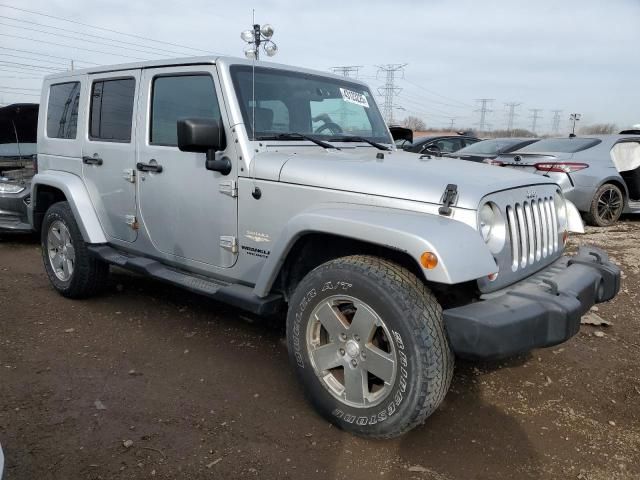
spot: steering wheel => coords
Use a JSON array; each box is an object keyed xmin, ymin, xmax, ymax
[{"xmin": 314, "ymin": 122, "xmax": 343, "ymax": 135}]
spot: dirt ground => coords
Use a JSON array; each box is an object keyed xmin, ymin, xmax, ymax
[{"xmin": 1, "ymin": 221, "xmax": 639, "ymax": 480}]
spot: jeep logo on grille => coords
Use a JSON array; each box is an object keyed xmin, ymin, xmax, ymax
[{"xmin": 526, "ymin": 190, "xmax": 537, "ymax": 199}]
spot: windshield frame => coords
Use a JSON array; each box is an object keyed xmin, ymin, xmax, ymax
[{"xmin": 229, "ymin": 65, "xmax": 393, "ymax": 145}]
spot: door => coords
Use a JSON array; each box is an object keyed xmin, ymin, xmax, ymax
[
  {"xmin": 82, "ymin": 70, "xmax": 140, "ymax": 242},
  {"xmin": 136, "ymin": 66, "xmax": 238, "ymax": 268}
]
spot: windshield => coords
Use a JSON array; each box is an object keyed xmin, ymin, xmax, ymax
[
  {"xmin": 230, "ymin": 66, "xmax": 392, "ymax": 144},
  {"xmin": 454, "ymin": 138, "xmax": 530, "ymax": 156},
  {"xmin": 517, "ymin": 138, "xmax": 600, "ymax": 154}
]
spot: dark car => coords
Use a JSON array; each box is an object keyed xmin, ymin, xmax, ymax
[
  {"xmin": 402, "ymin": 134, "xmax": 480, "ymax": 156},
  {"xmin": 443, "ymin": 137, "xmax": 540, "ymax": 163},
  {"xmin": 388, "ymin": 125, "xmax": 413, "ymax": 149},
  {"xmin": 0, "ymin": 103, "xmax": 38, "ymax": 234}
]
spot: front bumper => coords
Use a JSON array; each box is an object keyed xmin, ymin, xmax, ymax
[
  {"xmin": 0, "ymin": 188, "xmax": 32, "ymax": 233},
  {"xmin": 443, "ymin": 246, "xmax": 620, "ymax": 359}
]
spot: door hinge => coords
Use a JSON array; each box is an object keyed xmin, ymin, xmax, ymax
[
  {"xmin": 125, "ymin": 215, "xmax": 139, "ymax": 230},
  {"xmin": 220, "ymin": 235, "xmax": 238, "ymax": 254},
  {"xmin": 123, "ymin": 168, "xmax": 136, "ymax": 183},
  {"xmin": 219, "ymin": 180, "xmax": 238, "ymax": 198}
]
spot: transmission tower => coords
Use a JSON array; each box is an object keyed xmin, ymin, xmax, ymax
[
  {"xmin": 448, "ymin": 117, "xmax": 456, "ymax": 131},
  {"xmin": 550, "ymin": 110, "xmax": 562, "ymax": 135},
  {"xmin": 475, "ymin": 99, "xmax": 494, "ymax": 132},
  {"xmin": 529, "ymin": 109, "xmax": 543, "ymax": 135},
  {"xmin": 504, "ymin": 102, "xmax": 521, "ymax": 135},
  {"xmin": 331, "ymin": 65, "xmax": 363, "ymax": 78},
  {"xmin": 376, "ymin": 64, "xmax": 407, "ymax": 124}
]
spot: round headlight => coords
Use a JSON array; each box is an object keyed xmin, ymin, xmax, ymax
[
  {"xmin": 478, "ymin": 202, "xmax": 506, "ymax": 254},
  {"xmin": 555, "ymin": 191, "xmax": 568, "ymax": 230}
]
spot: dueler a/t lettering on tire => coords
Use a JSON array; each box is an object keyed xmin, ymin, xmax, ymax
[
  {"xmin": 41, "ymin": 201, "xmax": 109, "ymax": 298},
  {"xmin": 286, "ymin": 255, "xmax": 453, "ymax": 438}
]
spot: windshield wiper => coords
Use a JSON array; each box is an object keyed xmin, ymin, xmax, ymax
[
  {"xmin": 328, "ymin": 135, "xmax": 391, "ymax": 151},
  {"xmin": 256, "ymin": 133, "xmax": 337, "ymax": 149}
]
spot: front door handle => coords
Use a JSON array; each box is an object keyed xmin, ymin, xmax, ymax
[
  {"xmin": 137, "ymin": 161, "xmax": 163, "ymax": 173},
  {"xmin": 82, "ymin": 155, "xmax": 103, "ymax": 166}
]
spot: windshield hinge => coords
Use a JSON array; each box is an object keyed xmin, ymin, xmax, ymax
[
  {"xmin": 219, "ymin": 180, "xmax": 238, "ymax": 198},
  {"xmin": 438, "ymin": 184, "xmax": 458, "ymax": 216},
  {"xmin": 220, "ymin": 235, "xmax": 238, "ymax": 254},
  {"xmin": 125, "ymin": 214, "xmax": 139, "ymax": 230}
]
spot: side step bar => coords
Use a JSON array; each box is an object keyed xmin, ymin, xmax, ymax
[{"xmin": 87, "ymin": 245, "xmax": 283, "ymax": 316}]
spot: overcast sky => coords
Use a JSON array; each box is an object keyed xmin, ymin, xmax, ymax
[{"xmin": 1, "ymin": 0, "xmax": 639, "ymax": 133}]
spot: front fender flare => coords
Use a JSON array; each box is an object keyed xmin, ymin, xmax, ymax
[
  {"xmin": 31, "ymin": 171, "xmax": 106, "ymax": 243},
  {"xmin": 253, "ymin": 205, "xmax": 497, "ymax": 297}
]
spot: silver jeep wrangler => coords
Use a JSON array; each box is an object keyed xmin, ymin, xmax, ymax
[{"xmin": 31, "ymin": 56, "xmax": 620, "ymax": 438}]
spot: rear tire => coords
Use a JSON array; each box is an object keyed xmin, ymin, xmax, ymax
[
  {"xmin": 584, "ymin": 183, "xmax": 624, "ymax": 227},
  {"xmin": 41, "ymin": 201, "xmax": 109, "ymax": 298},
  {"xmin": 286, "ymin": 255, "xmax": 453, "ymax": 438}
]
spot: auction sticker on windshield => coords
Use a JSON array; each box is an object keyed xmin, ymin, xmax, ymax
[{"xmin": 340, "ymin": 88, "xmax": 369, "ymax": 108}]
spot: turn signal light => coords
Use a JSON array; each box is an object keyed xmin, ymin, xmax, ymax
[
  {"xmin": 420, "ymin": 252, "xmax": 438, "ymax": 269},
  {"xmin": 562, "ymin": 230, "xmax": 569, "ymax": 245}
]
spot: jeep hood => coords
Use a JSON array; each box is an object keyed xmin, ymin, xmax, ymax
[{"xmin": 252, "ymin": 148, "xmax": 554, "ymax": 209}]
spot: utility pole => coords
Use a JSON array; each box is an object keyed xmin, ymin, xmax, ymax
[
  {"xmin": 504, "ymin": 102, "xmax": 521, "ymax": 135},
  {"xmin": 331, "ymin": 66, "xmax": 363, "ymax": 78},
  {"xmin": 70, "ymin": 59, "xmax": 74, "ymax": 71},
  {"xmin": 376, "ymin": 64, "xmax": 407, "ymax": 124},
  {"xmin": 550, "ymin": 110, "xmax": 562, "ymax": 135},
  {"xmin": 475, "ymin": 98, "xmax": 494, "ymax": 133},
  {"xmin": 569, "ymin": 113, "xmax": 581, "ymax": 136},
  {"xmin": 529, "ymin": 108, "xmax": 543, "ymax": 135}
]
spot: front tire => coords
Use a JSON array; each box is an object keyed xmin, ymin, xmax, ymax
[
  {"xmin": 41, "ymin": 201, "xmax": 109, "ymax": 298},
  {"xmin": 584, "ymin": 183, "xmax": 624, "ymax": 227},
  {"xmin": 286, "ymin": 255, "xmax": 453, "ymax": 438}
]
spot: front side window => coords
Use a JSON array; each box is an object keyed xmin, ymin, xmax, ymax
[
  {"xmin": 46, "ymin": 82, "xmax": 80, "ymax": 139},
  {"xmin": 231, "ymin": 66, "xmax": 391, "ymax": 143},
  {"xmin": 89, "ymin": 78, "xmax": 136, "ymax": 142},
  {"xmin": 150, "ymin": 75, "xmax": 221, "ymax": 146}
]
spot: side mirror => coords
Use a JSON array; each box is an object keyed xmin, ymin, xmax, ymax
[
  {"xmin": 177, "ymin": 117, "xmax": 225, "ymax": 153},
  {"xmin": 177, "ymin": 118, "xmax": 231, "ymax": 175},
  {"xmin": 424, "ymin": 146, "xmax": 442, "ymax": 157}
]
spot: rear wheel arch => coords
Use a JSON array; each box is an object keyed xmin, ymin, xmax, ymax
[{"xmin": 33, "ymin": 184, "xmax": 67, "ymax": 233}]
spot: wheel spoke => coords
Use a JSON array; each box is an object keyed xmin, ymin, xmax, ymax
[
  {"xmin": 364, "ymin": 345, "xmax": 395, "ymax": 383},
  {"xmin": 62, "ymin": 258, "xmax": 70, "ymax": 278},
  {"xmin": 344, "ymin": 366, "xmax": 367, "ymax": 404},
  {"xmin": 66, "ymin": 245, "xmax": 76, "ymax": 262},
  {"xmin": 314, "ymin": 302, "xmax": 348, "ymax": 340},
  {"xmin": 48, "ymin": 229, "xmax": 62, "ymax": 248},
  {"xmin": 311, "ymin": 343, "xmax": 342, "ymax": 372},
  {"xmin": 349, "ymin": 304, "xmax": 378, "ymax": 342}
]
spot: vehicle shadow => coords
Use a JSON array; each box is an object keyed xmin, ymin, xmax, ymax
[{"xmin": 101, "ymin": 269, "xmax": 542, "ymax": 480}]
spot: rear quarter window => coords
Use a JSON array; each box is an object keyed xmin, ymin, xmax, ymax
[{"xmin": 46, "ymin": 82, "xmax": 81, "ymax": 139}]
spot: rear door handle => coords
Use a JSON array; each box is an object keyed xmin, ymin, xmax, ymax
[
  {"xmin": 82, "ymin": 156, "xmax": 103, "ymax": 166},
  {"xmin": 137, "ymin": 161, "xmax": 163, "ymax": 173}
]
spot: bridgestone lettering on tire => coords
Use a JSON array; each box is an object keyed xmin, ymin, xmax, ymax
[
  {"xmin": 286, "ymin": 255, "xmax": 454, "ymax": 438},
  {"xmin": 41, "ymin": 201, "xmax": 109, "ymax": 298}
]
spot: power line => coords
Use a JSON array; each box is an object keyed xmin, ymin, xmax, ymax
[
  {"xmin": 551, "ymin": 109, "xmax": 562, "ymax": 135},
  {"xmin": 402, "ymin": 77, "xmax": 474, "ymax": 108},
  {"xmin": 376, "ymin": 64, "xmax": 406, "ymax": 124},
  {"xmin": 0, "ymin": 14, "xmax": 196, "ymax": 58},
  {"xmin": 0, "ymin": 60, "xmax": 62, "ymax": 71},
  {"xmin": 0, "ymin": 85, "xmax": 40, "ymax": 91},
  {"xmin": 0, "ymin": 32, "xmax": 148, "ymax": 61},
  {"xmin": 0, "ymin": 3, "xmax": 219, "ymax": 55},
  {"xmin": 0, "ymin": 52, "xmax": 74, "ymax": 68},
  {"xmin": 475, "ymin": 98, "xmax": 494, "ymax": 132},
  {"xmin": 529, "ymin": 108, "xmax": 543, "ymax": 135},
  {"xmin": 0, "ymin": 20, "xmax": 177, "ymax": 59},
  {"xmin": 0, "ymin": 46, "xmax": 98, "ymax": 65},
  {"xmin": 504, "ymin": 102, "xmax": 521, "ymax": 134},
  {"xmin": 396, "ymin": 91, "xmax": 460, "ymax": 118},
  {"xmin": 331, "ymin": 65, "xmax": 363, "ymax": 78}
]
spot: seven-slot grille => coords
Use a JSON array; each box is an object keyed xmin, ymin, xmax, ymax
[{"xmin": 506, "ymin": 197, "xmax": 558, "ymax": 271}]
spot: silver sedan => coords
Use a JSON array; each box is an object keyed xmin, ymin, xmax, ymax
[{"xmin": 496, "ymin": 135, "xmax": 640, "ymax": 226}]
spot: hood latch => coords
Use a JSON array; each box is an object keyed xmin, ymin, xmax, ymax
[{"xmin": 438, "ymin": 184, "xmax": 458, "ymax": 216}]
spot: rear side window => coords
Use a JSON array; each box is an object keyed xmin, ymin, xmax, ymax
[
  {"xmin": 150, "ymin": 75, "xmax": 221, "ymax": 146},
  {"xmin": 89, "ymin": 78, "xmax": 136, "ymax": 142},
  {"xmin": 47, "ymin": 82, "xmax": 80, "ymax": 139}
]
